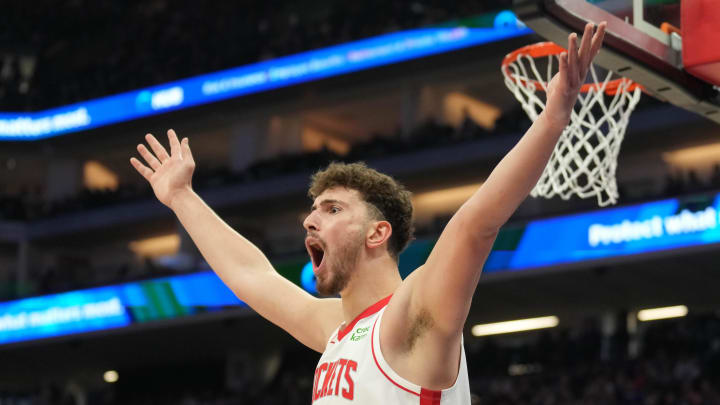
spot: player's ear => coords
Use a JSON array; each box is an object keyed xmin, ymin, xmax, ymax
[{"xmin": 366, "ymin": 220, "xmax": 392, "ymax": 249}]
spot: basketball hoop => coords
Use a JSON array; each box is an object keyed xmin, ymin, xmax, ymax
[{"xmin": 502, "ymin": 42, "xmax": 643, "ymax": 206}]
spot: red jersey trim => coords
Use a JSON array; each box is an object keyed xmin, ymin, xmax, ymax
[
  {"xmin": 370, "ymin": 314, "xmax": 420, "ymax": 397},
  {"xmin": 420, "ymin": 388, "xmax": 442, "ymax": 405},
  {"xmin": 370, "ymin": 308, "xmax": 445, "ymax": 403},
  {"xmin": 337, "ymin": 294, "xmax": 392, "ymax": 341}
]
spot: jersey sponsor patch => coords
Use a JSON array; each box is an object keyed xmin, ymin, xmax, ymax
[{"xmin": 349, "ymin": 326, "xmax": 369, "ymax": 342}]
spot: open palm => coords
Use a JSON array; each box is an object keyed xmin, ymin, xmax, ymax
[
  {"xmin": 545, "ymin": 22, "xmax": 607, "ymax": 126},
  {"xmin": 130, "ymin": 129, "xmax": 196, "ymax": 208}
]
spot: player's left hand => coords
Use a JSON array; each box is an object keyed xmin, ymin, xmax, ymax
[{"xmin": 545, "ymin": 22, "xmax": 607, "ymax": 127}]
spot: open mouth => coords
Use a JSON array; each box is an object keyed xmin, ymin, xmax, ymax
[{"xmin": 306, "ymin": 238, "xmax": 326, "ymax": 272}]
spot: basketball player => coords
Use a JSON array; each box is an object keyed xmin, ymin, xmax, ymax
[{"xmin": 130, "ymin": 23, "xmax": 606, "ymax": 403}]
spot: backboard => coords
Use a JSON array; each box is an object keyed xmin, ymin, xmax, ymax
[{"xmin": 514, "ymin": 0, "xmax": 720, "ymax": 124}]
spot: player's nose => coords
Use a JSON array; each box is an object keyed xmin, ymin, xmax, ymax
[{"xmin": 303, "ymin": 211, "xmax": 319, "ymax": 232}]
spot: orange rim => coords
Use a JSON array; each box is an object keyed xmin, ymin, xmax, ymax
[{"xmin": 502, "ymin": 42, "xmax": 645, "ymax": 95}]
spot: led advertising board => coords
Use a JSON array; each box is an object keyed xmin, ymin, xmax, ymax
[
  {"xmin": 484, "ymin": 193, "xmax": 720, "ymax": 272},
  {"xmin": 0, "ymin": 12, "xmax": 529, "ymax": 140},
  {"xmin": 6, "ymin": 192, "xmax": 718, "ymax": 345},
  {"xmin": 0, "ymin": 272, "xmax": 242, "ymax": 345}
]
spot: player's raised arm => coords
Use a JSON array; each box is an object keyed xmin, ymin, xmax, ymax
[
  {"xmin": 392, "ymin": 23, "xmax": 606, "ymax": 367},
  {"xmin": 130, "ymin": 129, "xmax": 342, "ymax": 352}
]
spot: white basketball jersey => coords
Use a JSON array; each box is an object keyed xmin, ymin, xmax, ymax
[{"xmin": 311, "ymin": 295, "xmax": 471, "ymax": 404}]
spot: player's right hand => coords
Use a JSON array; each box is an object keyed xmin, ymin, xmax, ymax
[{"xmin": 130, "ymin": 129, "xmax": 196, "ymax": 209}]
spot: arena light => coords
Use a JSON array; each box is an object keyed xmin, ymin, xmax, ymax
[
  {"xmin": 471, "ymin": 316, "xmax": 558, "ymax": 337},
  {"xmin": 84, "ymin": 160, "xmax": 119, "ymax": 191},
  {"xmin": 637, "ymin": 305, "xmax": 688, "ymax": 321},
  {"xmin": 443, "ymin": 92, "xmax": 502, "ymax": 130},
  {"xmin": 663, "ymin": 143, "xmax": 720, "ymax": 172},
  {"xmin": 128, "ymin": 234, "xmax": 180, "ymax": 257},
  {"xmin": 103, "ymin": 370, "xmax": 119, "ymax": 383},
  {"xmin": 413, "ymin": 183, "xmax": 483, "ymax": 223}
]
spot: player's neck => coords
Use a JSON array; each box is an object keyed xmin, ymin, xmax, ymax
[{"xmin": 339, "ymin": 253, "xmax": 401, "ymax": 325}]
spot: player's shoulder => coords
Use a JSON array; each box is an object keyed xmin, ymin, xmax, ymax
[
  {"xmin": 315, "ymin": 296, "xmax": 343, "ymax": 316},
  {"xmin": 383, "ymin": 264, "xmax": 458, "ymax": 347},
  {"xmin": 388, "ymin": 264, "xmax": 423, "ymax": 308},
  {"xmin": 312, "ymin": 296, "xmax": 344, "ymax": 341},
  {"xmin": 383, "ymin": 266, "xmax": 424, "ymax": 330}
]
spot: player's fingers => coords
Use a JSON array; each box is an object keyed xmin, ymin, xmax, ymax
[
  {"xmin": 558, "ymin": 51, "xmax": 569, "ymax": 86},
  {"xmin": 578, "ymin": 23, "xmax": 594, "ymax": 67},
  {"xmin": 589, "ymin": 22, "xmax": 607, "ymax": 60},
  {"xmin": 567, "ymin": 33, "xmax": 578, "ymax": 86},
  {"xmin": 168, "ymin": 129, "xmax": 182, "ymax": 159},
  {"xmin": 130, "ymin": 157, "xmax": 154, "ymax": 182},
  {"xmin": 146, "ymin": 133, "xmax": 170, "ymax": 162},
  {"xmin": 137, "ymin": 143, "xmax": 161, "ymax": 171},
  {"xmin": 181, "ymin": 137, "xmax": 195, "ymax": 166}
]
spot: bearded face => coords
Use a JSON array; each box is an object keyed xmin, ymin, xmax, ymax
[
  {"xmin": 312, "ymin": 227, "xmax": 365, "ymax": 296},
  {"xmin": 304, "ymin": 188, "xmax": 374, "ymax": 296}
]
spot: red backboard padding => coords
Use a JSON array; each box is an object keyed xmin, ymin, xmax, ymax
[{"xmin": 682, "ymin": 0, "xmax": 720, "ymax": 86}]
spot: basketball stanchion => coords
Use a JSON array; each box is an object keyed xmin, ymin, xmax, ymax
[{"xmin": 502, "ymin": 42, "xmax": 643, "ymax": 206}]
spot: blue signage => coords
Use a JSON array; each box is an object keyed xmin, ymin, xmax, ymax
[
  {"xmin": 3, "ymin": 192, "xmax": 720, "ymax": 345},
  {"xmin": 0, "ymin": 14, "xmax": 530, "ymax": 141},
  {"xmin": 0, "ymin": 286, "xmax": 131, "ymax": 345},
  {"xmin": 0, "ymin": 272, "xmax": 244, "ymax": 345},
  {"xmin": 484, "ymin": 193, "xmax": 720, "ymax": 272}
]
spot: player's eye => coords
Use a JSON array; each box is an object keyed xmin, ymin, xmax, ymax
[{"xmin": 329, "ymin": 206, "xmax": 340, "ymax": 214}]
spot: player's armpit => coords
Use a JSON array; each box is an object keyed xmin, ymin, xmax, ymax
[
  {"xmin": 379, "ymin": 259, "xmax": 472, "ymax": 389},
  {"xmin": 381, "ymin": 199, "xmax": 496, "ymax": 333},
  {"xmin": 410, "ymin": 203, "xmax": 496, "ymax": 333}
]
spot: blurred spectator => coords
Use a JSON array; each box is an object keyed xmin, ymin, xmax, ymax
[
  {"xmin": 4, "ymin": 312, "xmax": 718, "ymax": 405},
  {"xmin": 3, "ymin": 111, "xmax": 720, "ymax": 298},
  {"xmin": 2, "ymin": 112, "xmax": 719, "ymax": 223}
]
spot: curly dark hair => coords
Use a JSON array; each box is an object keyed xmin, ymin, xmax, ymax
[{"xmin": 308, "ymin": 162, "xmax": 414, "ymax": 260}]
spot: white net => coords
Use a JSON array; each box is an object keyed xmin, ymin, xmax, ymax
[{"xmin": 502, "ymin": 45, "xmax": 642, "ymax": 206}]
